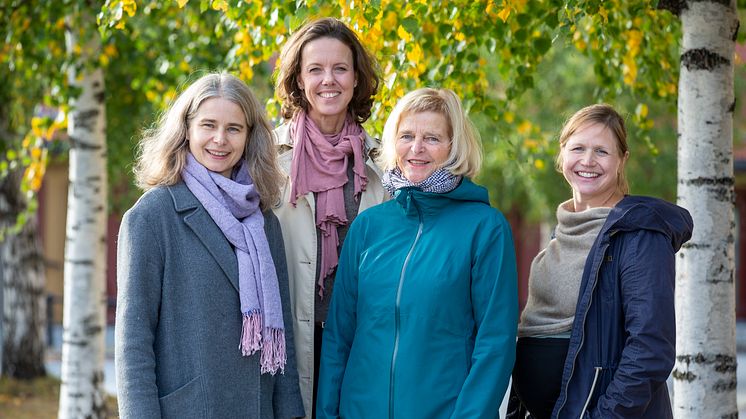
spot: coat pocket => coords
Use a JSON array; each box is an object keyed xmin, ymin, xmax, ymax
[{"xmin": 159, "ymin": 375, "xmax": 206, "ymax": 418}]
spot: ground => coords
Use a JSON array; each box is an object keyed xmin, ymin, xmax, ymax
[{"xmin": 0, "ymin": 376, "xmax": 118, "ymax": 419}]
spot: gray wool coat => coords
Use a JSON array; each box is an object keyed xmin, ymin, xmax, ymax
[{"xmin": 115, "ymin": 182, "xmax": 305, "ymax": 419}]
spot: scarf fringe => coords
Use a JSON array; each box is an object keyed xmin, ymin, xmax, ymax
[
  {"xmin": 260, "ymin": 327, "xmax": 287, "ymax": 376},
  {"xmin": 240, "ymin": 311, "xmax": 287, "ymax": 375},
  {"xmin": 240, "ymin": 310, "xmax": 263, "ymax": 356}
]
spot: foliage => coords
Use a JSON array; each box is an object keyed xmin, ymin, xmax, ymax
[
  {"xmin": 3, "ymin": 0, "xmax": 736, "ymax": 218},
  {"xmin": 477, "ymin": 38, "xmax": 680, "ymax": 220},
  {"xmin": 97, "ymin": 0, "xmax": 688, "ymax": 218}
]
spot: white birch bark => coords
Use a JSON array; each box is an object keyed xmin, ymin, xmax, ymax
[
  {"xmin": 673, "ymin": 1, "xmax": 739, "ymax": 417},
  {"xmin": 0, "ymin": 170, "xmax": 47, "ymax": 379},
  {"xmin": 58, "ymin": 22, "xmax": 108, "ymax": 418}
]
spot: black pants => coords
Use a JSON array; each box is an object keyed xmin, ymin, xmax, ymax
[
  {"xmin": 511, "ymin": 337, "xmax": 570, "ymax": 419},
  {"xmin": 312, "ymin": 323, "xmax": 324, "ymax": 419}
]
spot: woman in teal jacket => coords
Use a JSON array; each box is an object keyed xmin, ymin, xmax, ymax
[{"xmin": 316, "ymin": 88, "xmax": 518, "ymax": 418}]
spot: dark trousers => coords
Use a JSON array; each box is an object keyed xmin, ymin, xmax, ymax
[
  {"xmin": 312, "ymin": 323, "xmax": 324, "ymax": 419},
  {"xmin": 511, "ymin": 337, "xmax": 570, "ymax": 419}
]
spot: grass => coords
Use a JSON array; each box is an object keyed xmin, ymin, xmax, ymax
[{"xmin": 0, "ymin": 375, "xmax": 118, "ymax": 418}]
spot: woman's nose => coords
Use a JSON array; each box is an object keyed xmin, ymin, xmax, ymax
[
  {"xmin": 411, "ymin": 138, "xmax": 425, "ymax": 153},
  {"xmin": 322, "ymin": 70, "xmax": 334, "ymax": 84},
  {"xmin": 213, "ymin": 130, "xmax": 227, "ymax": 144}
]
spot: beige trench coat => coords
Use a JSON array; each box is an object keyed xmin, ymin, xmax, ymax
[{"xmin": 272, "ymin": 123, "xmax": 387, "ymax": 417}]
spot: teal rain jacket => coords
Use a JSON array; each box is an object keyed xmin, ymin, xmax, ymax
[{"xmin": 317, "ymin": 178, "xmax": 518, "ymax": 419}]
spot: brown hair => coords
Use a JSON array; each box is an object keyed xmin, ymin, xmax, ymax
[
  {"xmin": 275, "ymin": 17, "xmax": 379, "ymax": 123},
  {"xmin": 556, "ymin": 103, "xmax": 630, "ymax": 194},
  {"xmin": 134, "ymin": 72, "xmax": 283, "ymax": 210}
]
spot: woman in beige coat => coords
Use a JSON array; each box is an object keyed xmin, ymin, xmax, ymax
[{"xmin": 273, "ymin": 17, "xmax": 387, "ymax": 418}]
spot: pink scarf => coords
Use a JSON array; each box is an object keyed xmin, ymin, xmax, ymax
[{"xmin": 289, "ymin": 111, "xmax": 368, "ymax": 297}]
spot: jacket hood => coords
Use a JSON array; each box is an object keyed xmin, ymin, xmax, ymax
[
  {"xmin": 394, "ymin": 178, "xmax": 490, "ymax": 216},
  {"xmin": 603, "ymin": 195, "xmax": 693, "ymax": 251}
]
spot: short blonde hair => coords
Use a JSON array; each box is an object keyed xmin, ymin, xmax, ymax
[
  {"xmin": 379, "ymin": 88, "xmax": 482, "ymax": 178},
  {"xmin": 556, "ymin": 103, "xmax": 630, "ymax": 195},
  {"xmin": 134, "ymin": 72, "xmax": 283, "ymax": 210}
]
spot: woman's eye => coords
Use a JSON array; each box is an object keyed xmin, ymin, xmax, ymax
[
  {"xmin": 596, "ymin": 149, "xmax": 608, "ymax": 155},
  {"xmin": 335, "ymin": 66, "xmax": 348, "ymax": 72},
  {"xmin": 202, "ymin": 123, "xmax": 214, "ymax": 129},
  {"xmin": 425, "ymin": 137, "xmax": 441, "ymax": 145},
  {"xmin": 228, "ymin": 127, "xmax": 241, "ymax": 133},
  {"xmin": 398, "ymin": 134, "xmax": 414, "ymax": 142}
]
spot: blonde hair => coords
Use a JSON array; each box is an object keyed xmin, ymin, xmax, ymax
[
  {"xmin": 275, "ymin": 17, "xmax": 379, "ymax": 122},
  {"xmin": 379, "ymin": 88, "xmax": 482, "ymax": 178},
  {"xmin": 134, "ymin": 72, "xmax": 283, "ymax": 210},
  {"xmin": 556, "ymin": 103, "xmax": 630, "ymax": 194}
]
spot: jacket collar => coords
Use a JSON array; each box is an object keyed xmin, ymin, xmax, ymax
[
  {"xmin": 168, "ymin": 182, "xmax": 239, "ymax": 292},
  {"xmin": 394, "ymin": 178, "xmax": 489, "ymax": 217}
]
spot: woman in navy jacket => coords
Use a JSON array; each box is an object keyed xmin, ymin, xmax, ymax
[{"xmin": 509, "ymin": 104, "xmax": 692, "ymax": 418}]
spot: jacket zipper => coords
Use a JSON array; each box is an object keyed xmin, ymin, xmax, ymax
[
  {"xmin": 555, "ymin": 239, "xmax": 611, "ymax": 417},
  {"xmin": 580, "ymin": 366, "xmax": 603, "ymax": 417},
  {"xmin": 389, "ymin": 207, "xmax": 423, "ymax": 419}
]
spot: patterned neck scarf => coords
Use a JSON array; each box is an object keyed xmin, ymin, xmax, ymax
[
  {"xmin": 182, "ymin": 153, "xmax": 286, "ymax": 375},
  {"xmin": 382, "ymin": 166, "xmax": 462, "ymax": 196}
]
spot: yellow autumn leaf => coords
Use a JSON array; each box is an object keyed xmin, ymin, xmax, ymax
[
  {"xmin": 406, "ymin": 43, "xmax": 423, "ymax": 64},
  {"xmin": 122, "ymin": 0, "xmax": 137, "ymax": 17},
  {"xmin": 517, "ymin": 120, "xmax": 532, "ymax": 135},
  {"xmin": 104, "ymin": 44, "xmax": 117, "ymax": 57},
  {"xmin": 30, "ymin": 147, "xmax": 42, "ymax": 159},
  {"xmin": 212, "ymin": 0, "xmax": 228, "ymax": 12},
  {"xmin": 338, "ymin": 0, "xmax": 350, "ymax": 16},
  {"xmin": 598, "ymin": 6, "xmax": 608, "ymax": 23},
  {"xmin": 503, "ymin": 111, "xmax": 515, "ymax": 123},
  {"xmin": 177, "ymin": 0, "xmax": 189, "ymax": 8},
  {"xmin": 534, "ymin": 159, "xmax": 545, "ymax": 170},
  {"xmin": 486, "ymin": 1, "xmax": 496, "ymax": 17},
  {"xmin": 240, "ymin": 61, "xmax": 254, "ymax": 81},
  {"xmin": 497, "ymin": 7, "xmax": 511, "ymax": 23},
  {"xmin": 31, "ymin": 117, "xmax": 44, "ymax": 137},
  {"xmin": 397, "ymin": 25, "xmax": 412, "ymax": 42},
  {"xmin": 115, "ymin": 20, "xmax": 125, "ymax": 30},
  {"xmin": 383, "ymin": 11, "xmax": 397, "ymax": 30},
  {"xmin": 622, "ymin": 56, "xmax": 638, "ymax": 86}
]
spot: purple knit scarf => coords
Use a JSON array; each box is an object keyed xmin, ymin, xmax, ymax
[
  {"xmin": 182, "ymin": 153, "xmax": 286, "ymax": 375},
  {"xmin": 289, "ymin": 111, "xmax": 367, "ymax": 297}
]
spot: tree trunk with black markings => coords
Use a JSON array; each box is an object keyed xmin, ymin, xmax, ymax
[
  {"xmin": 671, "ymin": 1, "xmax": 739, "ymax": 417},
  {"xmin": 58, "ymin": 17, "xmax": 108, "ymax": 419},
  {"xmin": 0, "ymin": 108, "xmax": 47, "ymax": 379}
]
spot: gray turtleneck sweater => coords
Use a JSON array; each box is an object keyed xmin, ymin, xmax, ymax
[{"xmin": 518, "ymin": 199, "xmax": 611, "ymax": 338}]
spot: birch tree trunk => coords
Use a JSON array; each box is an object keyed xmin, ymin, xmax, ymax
[
  {"xmin": 671, "ymin": 1, "xmax": 739, "ymax": 417},
  {"xmin": 0, "ymin": 95, "xmax": 47, "ymax": 379},
  {"xmin": 58, "ymin": 18, "xmax": 108, "ymax": 418},
  {"xmin": 0, "ymin": 170, "xmax": 47, "ymax": 379}
]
